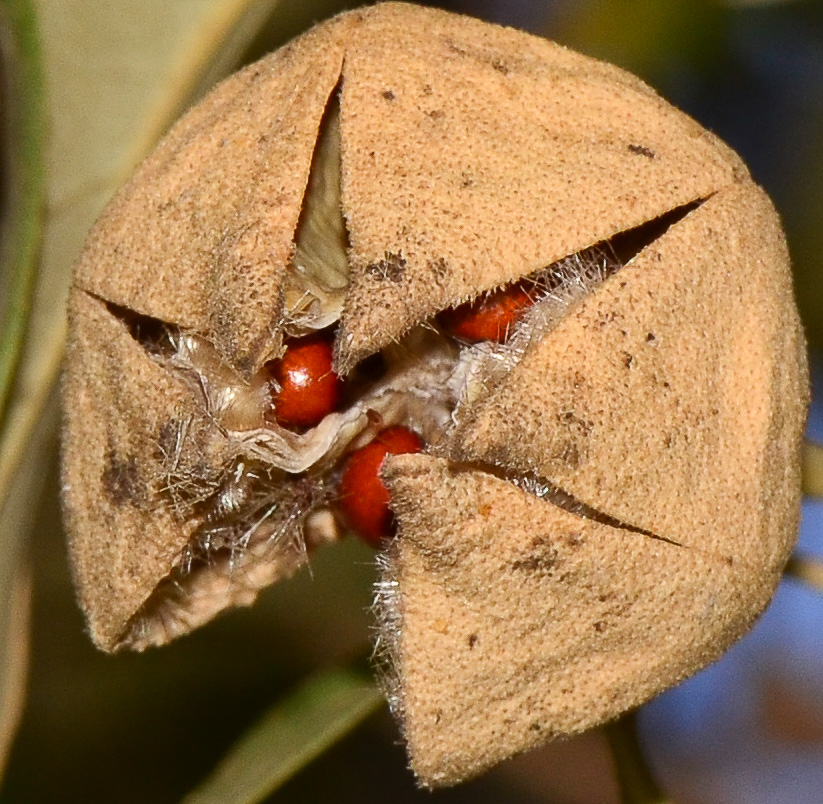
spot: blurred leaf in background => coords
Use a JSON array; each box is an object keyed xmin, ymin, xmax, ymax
[
  {"xmin": 0, "ymin": 0, "xmax": 45, "ymax": 781},
  {"xmin": 182, "ymin": 668, "xmax": 383, "ymax": 804}
]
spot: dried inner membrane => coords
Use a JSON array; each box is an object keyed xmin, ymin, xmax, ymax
[
  {"xmin": 284, "ymin": 101, "xmax": 349, "ymax": 332},
  {"xmin": 110, "ymin": 100, "xmax": 705, "ymax": 650}
]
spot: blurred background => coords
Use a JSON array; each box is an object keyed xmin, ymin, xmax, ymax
[{"xmin": 0, "ymin": 1, "xmax": 821, "ymax": 802}]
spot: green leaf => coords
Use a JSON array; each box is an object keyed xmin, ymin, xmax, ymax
[
  {"xmin": 552, "ymin": 0, "xmax": 725, "ymax": 85},
  {"xmin": 0, "ymin": 565, "xmax": 29, "ymax": 780},
  {"xmin": 0, "ymin": 0, "xmax": 46, "ymax": 426},
  {"xmin": 0, "ymin": 567, "xmax": 31, "ymax": 777},
  {"xmin": 0, "ymin": 0, "xmax": 44, "ymax": 779},
  {"xmin": 182, "ymin": 668, "xmax": 384, "ymax": 804},
  {"xmin": 0, "ymin": 392, "xmax": 57, "ymax": 781},
  {"xmin": 802, "ymin": 440, "xmax": 823, "ymax": 497}
]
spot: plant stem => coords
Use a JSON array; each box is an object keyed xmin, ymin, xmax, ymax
[
  {"xmin": 802, "ymin": 440, "xmax": 823, "ymax": 497},
  {"xmin": 784, "ymin": 553, "xmax": 823, "ymax": 592},
  {"xmin": 604, "ymin": 710, "xmax": 676, "ymax": 804}
]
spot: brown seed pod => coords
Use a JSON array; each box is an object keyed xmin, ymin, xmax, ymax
[{"xmin": 61, "ymin": 1, "xmax": 808, "ymax": 789}]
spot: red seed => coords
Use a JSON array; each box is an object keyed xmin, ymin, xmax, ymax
[
  {"xmin": 438, "ymin": 283, "xmax": 532, "ymax": 343},
  {"xmin": 266, "ymin": 334, "xmax": 341, "ymax": 429},
  {"xmin": 337, "ymin": 426, "xmax": 422, "ymax": 548}
]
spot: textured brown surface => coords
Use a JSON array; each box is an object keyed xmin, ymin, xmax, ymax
[
  {"xmin": 71, "ymin": 2, "xmax": 749, "ymax": 377},
  {"xmin": 451, "ymin": 181, "xmax": 807, "ymax": 578},
  {"xmin": 62, "ymin": 289, "xmax": 230, "ymax": 650},
  {"xmin": 61, "ymin": 1, "xmax": 808, "ymax": 789},
  {"xmin": 72, "ymin": 16, "xmax": 352, "ymax": 377},
  {"xmin": 381, "ymin": 454, "xmax": 773, "ymax": 786},
  {"xmin": 335, "ymin": 3, "xmax": 745, "ymax": 370}
]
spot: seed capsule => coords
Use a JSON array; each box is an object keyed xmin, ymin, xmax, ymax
[
  {"xmin": 337, "ymin": 426, "xmax": 423, "ymax": 548},
  {"xmin": 265, "ymin": 334, "xmax": 341, "ymax": 429},
  {"xmin": 61, "ymin": 1, "xmax": 808, "ymax": 791}
]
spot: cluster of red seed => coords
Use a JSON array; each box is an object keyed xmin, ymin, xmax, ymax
[
  {"xmin": 436, "ymin": 281, "xmax": 532, "ymax": 343},
  {"xmin": 266, "ymin": 283, "xmax": 532, "ymax": 547}
]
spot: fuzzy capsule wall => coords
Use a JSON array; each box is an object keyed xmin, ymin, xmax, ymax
[{"xmin": 61, "ymin": 2, "xmax": 808, "ymax": 788}]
